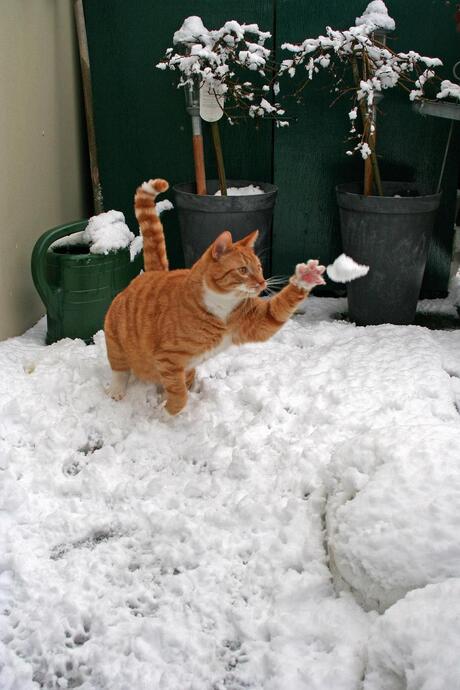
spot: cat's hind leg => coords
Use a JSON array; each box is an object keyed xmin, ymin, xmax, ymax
[
  {"xmin": 105, "ymin": 331, "xmax": 130, "ymax": 400},
  {"xmin": 157, "ymin": 361, "xmax": 188, "ymax": 415}
]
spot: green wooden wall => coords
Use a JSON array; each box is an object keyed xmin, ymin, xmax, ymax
[
  {"xmin": 83, "ymin": 0, "xmax": 459, "ymax": 294},
  {"xmin": 83, "ymin": 0, "xmax": 274, "ymax": 270}
]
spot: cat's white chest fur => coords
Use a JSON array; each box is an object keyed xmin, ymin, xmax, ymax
[
  {"xmin": 188, "ymin": 284, "xmax": 240, "ymax": 369},
  {"xmin": 202, "ymin": 283, "xmax": 243, "ymax": 321}
]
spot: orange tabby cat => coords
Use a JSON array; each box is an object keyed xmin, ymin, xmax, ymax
[{"xmin": 104, "ymin": 178, "xmax": 326, "ymax": 415}]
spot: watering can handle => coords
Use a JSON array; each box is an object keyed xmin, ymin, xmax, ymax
[{"xmin": 31, "ymin": 219, "xmax": 87, "ymax": 306}]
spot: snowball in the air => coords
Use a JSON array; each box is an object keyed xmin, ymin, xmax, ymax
[{"xmin": 327, "ymin": 254, "xmax": 369, "ymax": 283}]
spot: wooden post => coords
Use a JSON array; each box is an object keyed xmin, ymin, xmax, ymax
[
  {"xmin": 211, "ymin": 122, "xmax": 227, "ymax": 195},
  {"xmin": 192, "ymin": 134, "xmax": 207, "ymax": 196},
  {"xmin": 352, "ymin": 58, "xmax": 383, "ymax": 197},
  {"xmin": 363, "ymin": 127, "xmax": 374, "ymax": 196},
  {"xmin": 73, "ymin": 0, "xmax": 104, "ymax": 213},
  {"xmin": 185, "ymin": 81, "xmax": 207, "ymax": 195}
]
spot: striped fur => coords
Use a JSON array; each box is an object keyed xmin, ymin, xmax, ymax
[
  {"xmin": 134, "ymin": 178, "xmax": 169, "ymax": 272},
  {"xmin": 105, "ymin": 178, "xmax": 327, "ymax": 415}
]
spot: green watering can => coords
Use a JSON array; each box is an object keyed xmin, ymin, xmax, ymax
[{"xmin": 31, "ymin": 220, "xmax": 142, "ymax": 344}]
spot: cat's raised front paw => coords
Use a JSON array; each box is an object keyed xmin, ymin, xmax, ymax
[{"xmin": 290, "ymin": 260, "xmax": 326, "ymax": 291}]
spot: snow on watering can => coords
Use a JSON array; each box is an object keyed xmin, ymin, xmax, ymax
[{"xmin": 31, "ymin": 219, "xmax": 142, "ymax": 344}]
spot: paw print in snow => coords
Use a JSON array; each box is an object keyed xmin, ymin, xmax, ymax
[{"xmin": 291, "ymin": 259, "xmax": 326, "ymax": 290}]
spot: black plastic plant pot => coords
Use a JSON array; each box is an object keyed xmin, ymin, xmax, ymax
[
  {"xmin": 336, "ymin": 182, "xmax": 442, "ymax": 326},
  {"xmin": 173, "ymin": 180, "xmax": 278, "ymax": 275}
]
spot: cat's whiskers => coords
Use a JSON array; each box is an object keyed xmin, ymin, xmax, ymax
[
  {"xmin": 265, "ymin": 276, "xmax": 289, "ymax": 290},
  {"xmin": 265, "ymin": 274, "xmax": 289, "ymax": 281}
]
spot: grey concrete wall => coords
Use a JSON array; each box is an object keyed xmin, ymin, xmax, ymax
[{"xmin": 0, "ymin": 0, "xmax": 88, "ymax": 340}]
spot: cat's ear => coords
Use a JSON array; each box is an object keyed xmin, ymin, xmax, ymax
[
  {"xmin": 236, "ymin": 230, "xmax": 259, "ymax": 249},
  {"xmin": 211, "ymin": 231, "xmax": 233, "ymax": 260}
]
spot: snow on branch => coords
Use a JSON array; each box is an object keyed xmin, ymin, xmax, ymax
[
  {"xmin": 437, "ymin": 79, "xmax": 460, "ymax": 101},
  {"xmin": 157, "ymin": 16, "xmax": 287, "ymax": 124},
  {"xmin": 278, "ymin": 3, "xmax": 445, "ymax": 159}
]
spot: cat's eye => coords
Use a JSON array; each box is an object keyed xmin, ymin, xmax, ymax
[{"xmin": 239, "ymin": 267, "xmax": 248, "ymax": 274}]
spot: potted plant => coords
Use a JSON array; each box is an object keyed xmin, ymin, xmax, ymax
[
  {"xmin": 156, "ymin": 16, "xmax": 286, "ymax": 274},
  {"xmin": 279, "ymin": 1, "xmax": 450, "ymax": 325}
]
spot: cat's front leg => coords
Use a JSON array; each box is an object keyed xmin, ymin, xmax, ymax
[
  {"xmin": 233, "ymin": 259, "xmax": 325, "ymax": 345},
  {"xmin": 106, "ymin": 370, "xmax": 130, "ymax": 400},
  {"xmin": 157, "ymin": 363, "xmax": 188, "ymax": 415}
]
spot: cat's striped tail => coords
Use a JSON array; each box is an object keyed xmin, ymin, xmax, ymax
[{"xmin": 134, "ymin": 178, "xmax": 169, "ymax": 272}]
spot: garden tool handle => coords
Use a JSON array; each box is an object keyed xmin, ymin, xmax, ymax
[
  {"xmin": 31, "ymin": 219, "xmax": 88, "ymax": 306},
  {"xmin": 193, "ymin": 134, "xmax": 207, "ymax": 195}
]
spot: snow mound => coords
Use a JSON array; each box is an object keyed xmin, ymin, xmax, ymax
[
  {"xmin": 437, "ymin": 79, "xmax": 460, "ymax": 101},
  {"xmin": 214, "ymin": 185, "xmax": 264, "ymax": 196},
  {"xmin": 51, "ymin": 211, "xmax": 134, "ymax": 255},
  {"xmin": 83, "ymin": 210, "xmax": 135, "ymax": 255},
  {"xmin": 52, "ymin": 203, "xmax": 174, "ymax": 261},
  {"xmin": 173, "ymin": 16, "xmax": 211, "ymax": 46},
  {"xmin": 326, "ymin": 254, "xmax": 369, "ymax": 283},
  {"xmin": 327, "ymin": 424, "xmax": 460, "ymax": 612},
  {"xmin": 363, "ymin": 579, "xmax": 460, "ymax": 689},
  {"xmin": 355, "ymin": 1, "xmax": 395, "ymax": 31}
]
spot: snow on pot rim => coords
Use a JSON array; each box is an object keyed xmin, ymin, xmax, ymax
[
  {"xmin": 173, "ymin": 180, "xmax": 278, "ymax": 212},
  {"xmin": 49, "ymin": 232, "xmax": 133, "ymax": 260},
  {"xmin": 214, "ymin": 184, "xmax": 264, "ymax": 197},
  {"xmin": 50, "ymin": 202, "xmax": 173, "ymax": 260},
  {"xmin": 50, "ymin": 210, "xmax": 134, "ymax": 256}
]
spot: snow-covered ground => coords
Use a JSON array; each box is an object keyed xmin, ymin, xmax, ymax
[{"xmin": 1, "ymin": 294, "xmax": 460, "ymax": 690}]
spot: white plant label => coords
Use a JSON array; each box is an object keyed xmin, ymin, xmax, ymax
[{"xmin": 200, "ymin": 88, "xmax": 225, "ymax": 122}]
